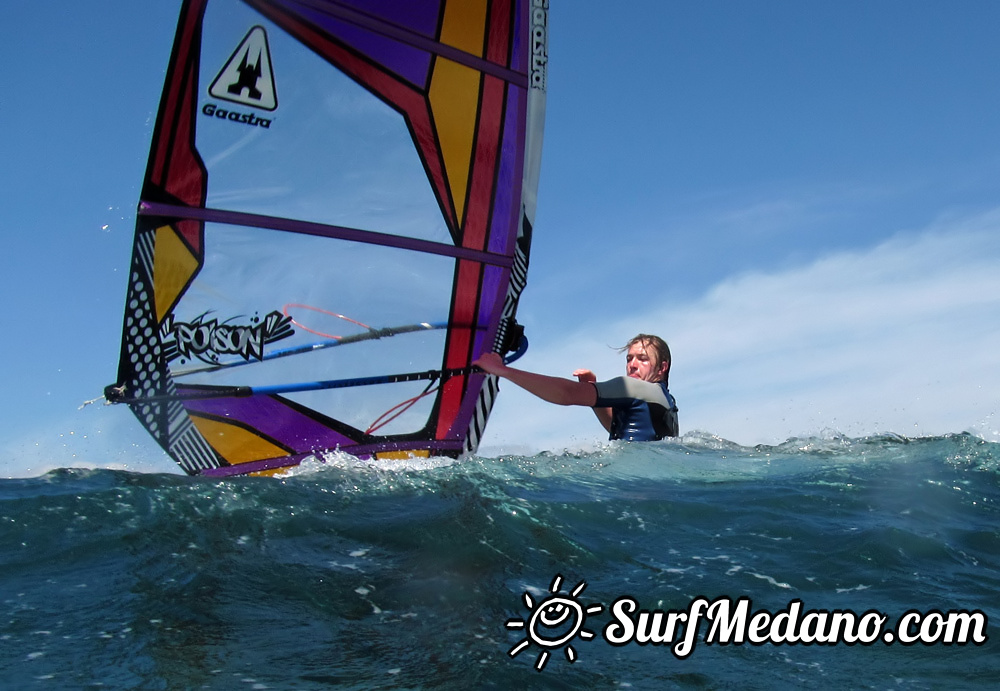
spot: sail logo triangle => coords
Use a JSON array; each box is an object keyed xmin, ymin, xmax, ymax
[{"xmin": 209, "ymin": 26, "xmax": 278, "ymax": 111}]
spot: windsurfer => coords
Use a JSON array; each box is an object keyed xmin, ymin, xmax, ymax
[{"xmin": 473, "ymin": 334, "xmax": 678, "ymax": 441}]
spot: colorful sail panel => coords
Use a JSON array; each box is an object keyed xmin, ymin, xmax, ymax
[{"xmin": 108, "ymin": 0, "xmax": 548, "ymax": 476}]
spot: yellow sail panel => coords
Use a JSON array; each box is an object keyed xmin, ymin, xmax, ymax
[
  {"xmin": 153, "ymin": 225, "xmax": 200, "ymax": 323},
  {"xmin": 189, "ymin": 414, "xmax": 290, "ymax": 465},
  {"xmin": 439, "ymin": 0, "xmax": 488, "ymax": 56},
  {"xmin": 375, "ymin": 449, "xmax": 431, "ymax": 461},
  {"xmin": 429, "ymin": 0, "xmax": 489, "ymax": 223},
  {"xmin": 429, "ymin": 58, "xmax": 480, "ymax": 224}
]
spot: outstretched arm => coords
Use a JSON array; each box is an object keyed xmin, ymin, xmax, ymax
[{"xmin": 473, "ymin": 353, "xmax": 598, "ymax": 407}]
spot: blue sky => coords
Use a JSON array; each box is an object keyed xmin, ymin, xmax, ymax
[{"xmin": 3, "ymin": 0, "xmax": 1000, "ymax": 476}]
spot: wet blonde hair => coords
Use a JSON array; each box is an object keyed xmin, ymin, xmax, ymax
[{"xmin": 620, "ymin": 334, "xmax": 671, "ymax": 384}]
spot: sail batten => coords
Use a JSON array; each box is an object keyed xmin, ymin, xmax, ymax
[{"xmin": 139, "ymin": 201, "xmax": 517, "ymax": 266}]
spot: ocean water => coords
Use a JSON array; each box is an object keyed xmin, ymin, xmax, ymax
[{"xmin": 1, "ymin": 433, "xmax": 997, "ymax": 689}]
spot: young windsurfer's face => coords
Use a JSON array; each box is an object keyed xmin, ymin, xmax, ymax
[{"xmin": 625, "ymin": 341, "xmax": 665, "ymax": 382}]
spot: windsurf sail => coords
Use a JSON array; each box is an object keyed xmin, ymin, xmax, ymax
[{"xmin": 106, "ymin": 0, "xmax": 548, "ymax": 476}]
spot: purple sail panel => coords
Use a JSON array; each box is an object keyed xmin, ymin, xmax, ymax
[
  {"xmin": 268, "ymin": 0, "xmax": 440, "ymax": 87},
  {"xmin": 183, "ymin": 393, "xmax": 358, "ymax": 453},
  {"xmin": 488, "ymin": 83, "xmax": 527, "ymax": 256}
]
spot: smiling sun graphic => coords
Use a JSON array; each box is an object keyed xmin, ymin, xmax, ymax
[{"xmin": 506, "ymin": 574, "xmax": 604, "ymax": 671}]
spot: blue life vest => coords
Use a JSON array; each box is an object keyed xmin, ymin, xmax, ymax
[{"xmin": 593, "ymin": 377, "xmax": 679, "ymax": 441}]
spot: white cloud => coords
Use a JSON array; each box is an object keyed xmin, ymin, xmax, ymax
[{"xmin": 479, "ymin": 208, "xmax": 1000, "ymax": 453}]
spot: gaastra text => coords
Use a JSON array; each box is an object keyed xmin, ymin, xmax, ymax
[
  {"xmin": 531, "ymin": 0, "xmax": 548, "ymax": 90},
  {"xmin": 202, "ymin": 103, "xmax": 272, "ymax": 128}
]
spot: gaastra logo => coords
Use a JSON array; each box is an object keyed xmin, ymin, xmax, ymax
[
  {"xmin": 164, "ymin": 311, "xmax": 294, "ymax": 364},
  {"xmin": 530, "ymin": 0, "xmax": 548, "ymax": 90},
  {"xmin": 202, "ymin": 25, "xmax": 277, "ymax": 129}
]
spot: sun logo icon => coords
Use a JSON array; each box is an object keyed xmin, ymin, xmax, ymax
[{"xmin": 505, "ymin": 574, "xmax": 603, "ymax": 671}]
